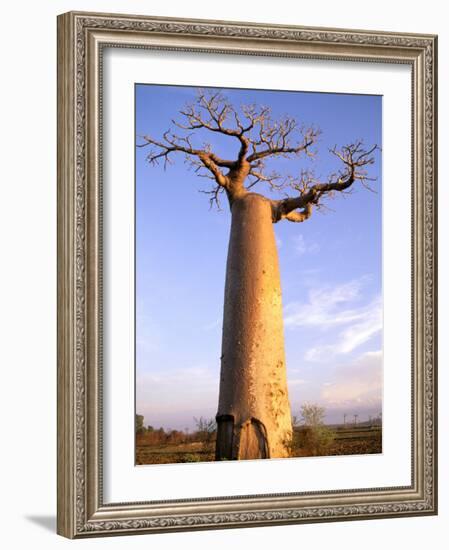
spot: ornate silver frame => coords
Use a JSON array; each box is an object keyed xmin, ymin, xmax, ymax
[{"xmin": 57, "ymin": 11, "xmax": 438, "ymax": 538}]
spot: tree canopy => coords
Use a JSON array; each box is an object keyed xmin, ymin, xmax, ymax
[{"xmin": 137, "ymin": 89, "xmax": 379, "ymax": 223}]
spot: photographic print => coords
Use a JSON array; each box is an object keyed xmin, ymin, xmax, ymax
[
  {"xmin": 57, "ymin": 12, "xmax": 437, "ymax": 537},
  {"xmin": 135, "ymin": 85, "xmax": 382, "ymax": 465}
]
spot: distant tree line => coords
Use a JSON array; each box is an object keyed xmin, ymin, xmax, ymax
[
  {"xmin": 137, "ymin": 404, "xmax": 381, "ymax": 460},
  {"xmin": 136, "ymin": 415, "xmax": 217, "ymax": 448}
]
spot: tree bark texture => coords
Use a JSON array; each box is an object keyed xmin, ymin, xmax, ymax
[{"xmin": 216, "ymin": 193, "xmax": 292, "ymax": 460}]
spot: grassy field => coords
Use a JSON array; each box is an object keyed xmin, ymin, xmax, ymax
[
  {"xmin": 136, "ymin": 441, "xmax": 215, "ymax": 465},
  {"xmin": 136, "ymin": 425, "xmax": 382, "ymax": 465}
]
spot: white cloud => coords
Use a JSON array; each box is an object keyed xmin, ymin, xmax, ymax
[
  {"xmin": 292, "ymin": 234, "xmax": 320, "ymax": 256},
  {"xmin": 304, "ymin": 347, "xmax": 326, "ymax": 362},
  {"xmin": 304, "ymin": 296, "xmax": 382, "ymax": 361},
  {"xmin": 338, "ymin": 298, "xmax": 382, "ymax": 353},
  {"xmin": 284, "ymin": 278, "xmax": 382, "ymax": 360},
  {"xmin": 136, "ymin": 364, "xmax": 220, "ymax": 429},
  {"xmin": 288, "ymin": 378, "xmax": 307, "ymax": 387},
  {"xmin": 138, "ymin": 365, "xmax": 217, "ymax": 389},
  {"xmin": 202, "ymin": 317, "xmax": 221, "ymax": 331},
  {"xmin": 287, "ymin": 351, "xmax": 382, "ymax": 423},
  {"xmin": 284, "ymin": 278, "xmax": 365, "ymax": 328},
  {"xmin": 320, "ymin": 350, "xmax": 382, "ymax": 409}
]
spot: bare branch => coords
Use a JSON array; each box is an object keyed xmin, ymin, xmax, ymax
[
  {"xmin": 247, "ymin": 124, "xmax": 320, "ymax": 163},
  {"xmin": 199, "ymin": 185, "xmax": 225, "ymax": 211},
  {"xmin": 137, "ymin": 129, "xmax": 230, "ymax": 188},
  {"xmin": 138, "ymin": 89, "xmax": 379, "ymax": 211},
  {"xmin": 165, "ymin": 90, "xmax": 321, "ymax": 192},
  {"xmin": 247, "ymin": 167, "xmax": 285, "ymax": 191},
  {"xmin": 272, "ymin": 142, "xmax": 380, "ymax": 223},
  {"xmin": 178, "ymin": 90, "xmax": 251, "ymax": 154}
]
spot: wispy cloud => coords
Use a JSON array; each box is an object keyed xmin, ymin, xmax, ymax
[
  {"xmin": 289, "ymin": 378, "xmax": 307, "ymax": 387},
  {"xmin": 287, "ymin": 350, "xmax": 382, "ymax": 422},
  {"xmin": 304, "ymin": 296, "xmax": 382, "ymax": 361},
  {"xmin": 320, "ymin": 350, "xmax": 382, "ymax": 409},
  {"xmin": 292, "ymin": 234, "xmax": 320, "ymax": 256},
  {"xmin": 285, "ymin": 278, "xmax": 382, "ymax": 360},
  {"xmin": 136, "ymin": 365, "xmax": 220, "ymax": 429},
  {"xmin": 138, "ymin": 365, "xmax": 217, "ymax": 387},
  {"xmin": 285, "ymin": 278, "xmax": 368, "ymax": 328},
  {"xmin": 337, "ymin": 298, "xmax": 382, "ymax": 353},
  {"xmin": 202, "ymin": 317, "xmax": 221, "ymax": 331}
]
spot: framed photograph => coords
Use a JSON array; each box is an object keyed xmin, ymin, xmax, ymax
[{"xmin": 57, "ymin": 11, "xmax": 438, "ymax": 538}]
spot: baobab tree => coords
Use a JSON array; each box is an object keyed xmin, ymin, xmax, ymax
[{"xmin": 138, "ymin": 89, "xmax": 378, "ymax": 461}]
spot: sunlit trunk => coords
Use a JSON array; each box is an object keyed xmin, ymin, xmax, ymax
[{"xmin": 216, "ymin": 193, "xmax": 292, "ymax": 460}]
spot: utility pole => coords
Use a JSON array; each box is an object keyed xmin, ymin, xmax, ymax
[
  {"xmin": 343, "ymin": 413, "xmax": 347, "ymax": 427},
  {"xmin": 354, "ymin": 414, "xmax": 358, "ymax": 426}
]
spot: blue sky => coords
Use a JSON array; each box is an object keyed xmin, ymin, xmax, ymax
[{"xmin": 135, "ymin": 84, "xmax": 382, "ymax": 430}]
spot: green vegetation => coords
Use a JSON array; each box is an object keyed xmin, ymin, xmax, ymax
[
  {"xmin": 135, "ymin": 414, "xmax": 145, "ymax": 434},
  {"xmin": 292, "ymin": 403, "xmax": 335, "ymax": 456}
]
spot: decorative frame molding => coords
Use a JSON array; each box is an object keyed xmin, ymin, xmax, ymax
[{"xmin": 57, "ymin": 11, "xmax": 438, "ymax": 538}]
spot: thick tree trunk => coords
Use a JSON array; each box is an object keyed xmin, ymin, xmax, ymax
[{"xmin": 216, "ymin": 193, "xmax": 292, "ymax": 460}]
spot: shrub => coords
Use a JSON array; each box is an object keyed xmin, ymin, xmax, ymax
[
  {"xmin": 295, "ymin": 403, "xmax": 335, "ymax": 456},
  {"xmin": 183, "ymin": 453, "xmax": 201, "ymax": 463}
]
